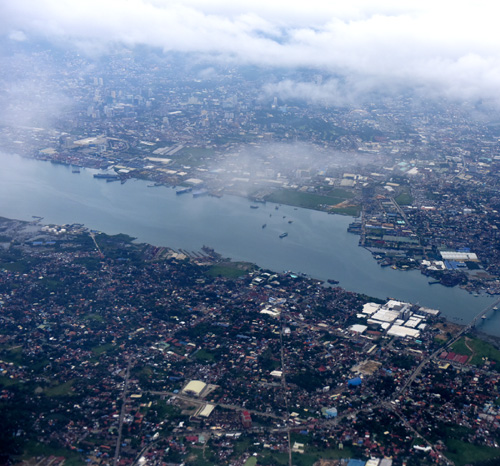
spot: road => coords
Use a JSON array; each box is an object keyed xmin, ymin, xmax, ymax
[
  {"xmin": 148, "ymin": 390, "xmax": 286, "ymax": 421},
  {"xmin": 113, "ymin": 358, "xmax": 132, "ymax": 466},
  {"xmin": 89, "ymin": 231, "xmax": 104, "ymax": 258}
]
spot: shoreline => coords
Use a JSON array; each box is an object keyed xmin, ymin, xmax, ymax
[
  {"xmin": 1, "ymin": 151, "xmax": 498, "ymax": 336},
  {"xmin": 34, "ymin": 154, "xmax": 500, "ymax": 297}
]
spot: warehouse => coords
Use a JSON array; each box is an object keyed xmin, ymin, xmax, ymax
[{"xmin": 182, "ymin": 380, "xmax": 207, "ymax": 397}]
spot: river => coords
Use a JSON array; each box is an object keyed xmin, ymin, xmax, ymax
[{"xmin": 1, "ymin": 152, "xmax": 499, "ymax": 335}]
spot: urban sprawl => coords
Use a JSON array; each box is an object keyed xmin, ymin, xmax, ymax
[{"xmin": 2, "ymin": 47, "xmax": 500, "ymax": 465}]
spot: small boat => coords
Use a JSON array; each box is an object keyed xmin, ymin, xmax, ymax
[
  {"xmin": 288, "ymin": 220, "xmax": 293, "ymax": 224},
  {"xmin": 262, "ymin": 224, "xmax": 267, "ymax": 229},
  {"xmin": 279, "ymin": 232, "xmax": 288, "ymax": 238},
  {"xmin": 176, "ymin": 187, "xmax": 192, "ymax": 195},
  {"xmin": 72, "ymin": 168, "xmax": 80, "ymax": 173},
  {"xmin": 250, "ymin": 205, "xmax": 259, "ymax": 209}
]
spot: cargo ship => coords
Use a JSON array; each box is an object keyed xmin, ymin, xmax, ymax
[
  {"xmin": 93, "ymin": 173, "xmax": 120, "ymax": 180},
  {"xmin": 193, "ymin": 189, "xmax": 208, "ymax": 198},
  {"xmin": 176, "ymin": 187, "xmax": 192, "ymax": 195}
]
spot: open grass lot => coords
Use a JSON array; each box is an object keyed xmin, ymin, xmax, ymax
[
  {"xmin": 256, "ymin": 447, "xmax": 353, "ymax": 466},
  {"xmin": 450, "ymin": 337, "xmax": 473, "ymax": 356},
  {"xmin": 1, "ymin": 345, "xmax": 24, "ymax": 365},
  {"xmin": 194, "ymin": 348, "xmax": 216, "ymax": 363},
  {"xmin": 206, "ymin": 261, "xmax": 256, "ymax": 278},
  {"xmin": 184, "ymin": 445, "xmax": 217, "ymax": 466},
  {"xmin": 451, "ymin": 336, "xmax": 500, "ymax": 367},
  {"xmin": 45, "ymin": 379, "xmax": 76, "ymax": 397},
  {"xmin": 0, "ymin": 259, "xmax": 30, "ymax": 273},
  {"xmin": 22, "ymin": 441, "xmax": 84, "ymax": 466},
  {"xmin": 395, "ymin": 188, "xmax": 413, "ymax": 206},
  {"xmin": 91, "ymin": 342, "xmax": 114, "ymax": 355},
  {"xmin": 0, "ymin": 375, "xmax": 20, "ymax": 387},
  {"xmin": 468, "ymin": 338, "xmax": 500, "ymax": 366},
  {"xmin": 173, "ymin": 147, "xmax": 215, "ymax": 167},
  {"xmin": 265, "ymin": 188, "xmax": 358, "ymax": 214},
  {"xmin": 446, "ymin": 438, "xmax": 500, "ymax": 466}
]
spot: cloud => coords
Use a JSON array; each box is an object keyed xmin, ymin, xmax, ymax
[{"xmin": 2, "ymin": 0, "xmax": 500, "ymax": 103}]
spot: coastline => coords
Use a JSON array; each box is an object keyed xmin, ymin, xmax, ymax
[{"xmin": 0, "ymin": 151, "xmax": 498, "ymax": 336}]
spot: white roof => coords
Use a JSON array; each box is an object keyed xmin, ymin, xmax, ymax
[
  {"xmin": 405, "ymin": 317, "xmax": 422, "ymax": 328},
  {"xmin": 182, "ymin": 380, "xmax": 206, "ymax": 396},
  {"xmin": 385, "ymin": 299, "xmax": 408, "ymax": 310},
  {"xmin": 185, "ymin": 178, "xmax": 204, "ymax": 185},
  {"xmin": 418, "ymin": 307, "xmax": 440, "ymax": 316},
  {"xmin": 440, "ymin": 251, "xmax": 478, "ymax": 261},
  {"xmin": 363, "ymin": 303, "xmax": 381, "ymax": 315},
  {"xmin": 387, "ymin": 325, "xmax": 420, "ymax": 338},
  {"xmin": 372, "ymin": 309, "xmax": 400, "ymax": 322},
  {"xmin": 198, "ymin": 404, "xmax": 215, "ymax": 418},
  {"xmin": 350, "ymin": 324, "xmax": 368, "ymax": 334}
]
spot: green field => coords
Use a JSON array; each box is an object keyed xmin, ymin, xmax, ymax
[
  {"xmin": 244, "ymin": 457, "xmax": 257, "ymax": 466},
  {"xmin": 395, "ymin": 189, "xmax": 413, "ymax": 206},
  {"xmin": 1, "ymin": 346, "xmax": 24, "ymax": 365},
  {"xmin": 206, "ymin": 261, "xmax": 256, "ymax": 278},
  {"xmin": 446, "ymin": 438, "xmax": 500, "ymax": 466},
  {"xmin": 194, "ymin": 348, "xmax": 216, "ymax": 363},
  {"xmin": 0, "ymin": 375, "xmax": 20, "ymax": 387},
  {"xmin": 172, "ymin": 147, "xmax": 215, "ymax": 167},
  {"xmin": 451, "ymin": 336, "xmax": 500, "ymax": 367},
  {"xmin": 265, "ymin": 188, "xmax": 357, "ymax": 213},
  {"xmin": 45, "ymin": 380, "xmax": 76, "ymax": 397},
  {"xmin": 22, "ymin": 441, "xmax": 84, "ymax": 466},
  {"xmin": 450, "ymin": 338, "xmax": 473, "ymax": 356},
  {"xmin": 256, "ymin": 446, "xmax": 353, "ymax": 466},
  {"xmin": 0, "ymin": 259, "xmax": 30, "ymax": 273},
  {"xmin": 91, "ymin": 342, "xmax": 114, "ymax": 355}
]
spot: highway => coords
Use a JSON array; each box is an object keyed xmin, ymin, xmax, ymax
[{"xmin": 113, "ymin": 358, "xmax": 132, "ymax": 466}]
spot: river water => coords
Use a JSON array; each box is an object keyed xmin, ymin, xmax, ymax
[{"xmin": 1, "ymin": 152, "xmax": 499, "ymax": 335}]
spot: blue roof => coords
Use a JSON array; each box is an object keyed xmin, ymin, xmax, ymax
[
  {"xmin": 348, "ymin": 377, "xmax": 362, "ymax": 386},
  {"xmin": 348, "ymin": 460, "xmax": 366, "ymax": 466}
]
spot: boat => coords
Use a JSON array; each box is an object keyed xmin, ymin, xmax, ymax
[
  {"xmin": 250, "ymin": 205, "xmax": 259, "ymax": 209},
  {"xmin": 193, "ymin": 189, "xmax": 208, "ymax": 198},
  {"xmin": 288, "ymin": 220, "xmax": 293, "ymax": 224},
  {"xmin": 279, "ymin": 232, "xmax": 288, "ymax": 238},
  {"xmin": 327, "ymin": 279, "xmax": 339, "ymax": 285},
  {"xmin": 72, "ymin": 168, "xmax": 80, "ymax": 173},
  {"xmin": 93, "ymin": 173, "xmax": 120, "ymax": 180},
  {"xmin": 262, "ymin": 224, "xmax": 267, "ymax": 229},
  {"xmin": 176, "ymin": 187, "xmax": 192, "ymax": 195}
]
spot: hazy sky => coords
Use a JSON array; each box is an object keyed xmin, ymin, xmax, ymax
[{"xmin": 2, "ymin": 0, "xmax": 500, "ymax": 104}]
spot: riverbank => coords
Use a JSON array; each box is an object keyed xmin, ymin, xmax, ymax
[
  {"xmin": 34, "ymin": 154, "xmax": 499, "ymax": 296},
  {"xmin": 0, "ymin": 151, "xmax": 498, "ymax": 335}
]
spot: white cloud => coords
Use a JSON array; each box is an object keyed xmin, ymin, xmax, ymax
[{"xmin": 2, "ymin": 0, "xmax": 500, "ymax": 103}]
